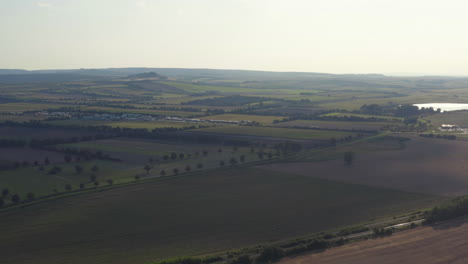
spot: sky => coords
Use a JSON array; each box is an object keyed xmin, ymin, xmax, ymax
[{"xmin": 1, "ymin": 0, "xmax": 468, "ymax": 75}]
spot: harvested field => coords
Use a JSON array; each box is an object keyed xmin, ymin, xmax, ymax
[
  {"xmin": 259, "ymin": 136, "xmax": 468, "ymax": 196},
  {"xmin": 280, "ymin": 215, "xmax": 468, "ymax": 264},
  {"xmin": 0, "ymin": 167, "xmax": 437, "ymax": 264}
]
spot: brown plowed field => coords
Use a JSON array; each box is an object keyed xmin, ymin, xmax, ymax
[
  {"xmin": 260, "ymin": 137, "xmax": 468, "ymax": 196},
  {"xmin": 280, "ymin": 216, "xmax": 468, "ymax": 264}
]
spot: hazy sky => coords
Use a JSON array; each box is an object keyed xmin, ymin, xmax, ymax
[{"xmin": 1, "ymin": 0, "xmax": 468, "ymax": 75}]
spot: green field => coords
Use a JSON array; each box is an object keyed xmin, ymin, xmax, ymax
[
  {"xmin": 425, "ymin": 110, "xmax": 468, "ymax": 128},
  {"xmin": 0, "ymin": 102, "xmax": 67, "ymax": 112},
  {"xmin": 321, "ymin": 112, "xmax": 403, "ymax": 121},
  {"xmin": 47, "ymin": 120, "xmax": 203, "ymax": 129},
  {"xmin": 276, "ymin": 120, "xmax": 391, "ymax": 130},
  {"xmin": 193, "ymin": 125, "xmax": 362, "ymax": 140},
  {"xmin": 202, "ymin": 114, "xmax": 285, "ymax": 124},
  {"xmin": 0, "ymin": 167, "xmax": 438, "ymax": 264},
  {"xmin": 0, "ymin": 160, "xmax": 129, "ymax": 197},
  {"xmin": 81, "ymin": 106, "xmax": 199, "ymax": 117}
]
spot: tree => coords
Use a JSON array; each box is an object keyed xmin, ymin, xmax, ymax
[
  {"xmin": 160, "ymin": 170, "xmax": 166, "ymax": 177},
  {"xmin": 27, "ymin": 192, "xmax": 35, "ymax": 200},
  {"xmin": 134, "ymin": 175, "xmax": 141, "ymax": 181},
  {"xmin": 91, "ymin": 165, "xmax": 99, "ymax": 172},
  {"xmin": 171, "ymin": 152, "xmax": 177, "ymax": 160},
  {"xmin": 257, "ymin": 152, "xmax": 264, "ymax": 159},
  {"xmin": 219, "ymin": 160, "xmax": 225, "ymax": 167},
  {"xmin": 239, "ymin": 155, "xmax": 245, "ymax": 163},
  {"xmin": 229, "ymin": 157, "xmax": 238, "ymax": 166},
  {"xmin": 0, "ymin": 199, "xmax": 4, "ymax": 207},
  {"xmin": 179, "ymin": 153, "xmax": 185, "ymax": 160},
  {"xmin": 79, "ymin": 183, "xmax": 85, "ymax": 189},
  {"xmin": 65, "ymin": 184, "xmax": 72, "ymax": 191},
  {"xmin": 344, "ymin": 151, "xmax": 354, "ymax": 166},
  {"xmin": 75, "ymin": 165, "xmax": 83, "ymax": 174},
  {"xmin": 94, "ymin": 181, "xmax": 100, "ymax": 186},
  {"xmin": 185, "ymin": 165, "xmax": 191, "ymax": 172},
  {"xmin": 144, "ymin": 164, "xmax": 152, "ymax": 174},
  {"xmin": 256, "ymin": 247, "xmax": 284, "ymax": 263},
  {"xmin": 231, "ymin": 255, "xmax": 251, "ymax": 264},
  {"xmin": 197, "ymin": 163, "xmax": 203, "ymax": 169},
  {"xmin": 173, "ymin": 168, "xmax": 179, "ymax": 175},
  {"xmin": 11, "ymin": 194, "xmax": 20, "ymax": 204},
  {"xmin": 90, "ymin": 174, "xmax": 97, "ymax": 182},
  {"xmin": 107, "ymin": 179, "xmax": 114, "ymax": 185}
]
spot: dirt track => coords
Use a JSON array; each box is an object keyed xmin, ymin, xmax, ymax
[
  {"xmin": 280, "ymin": 216, "xmax": 468, "ymax": 264},
  {"xmin": 260, "ymin": 137, "xmax": 468, "ymax": 196}
]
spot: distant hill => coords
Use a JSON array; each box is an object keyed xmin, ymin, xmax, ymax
[
  {"xmin": 0, "ymin": 73, "xmax": 107, "ymax": 84},
  {"xmin": 127, "ymin": 72, "xmax": 167, "ymax": 79}
]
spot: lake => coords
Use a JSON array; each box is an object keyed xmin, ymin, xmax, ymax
[{"xmin": 413, "ymin": 103, "xmax": 468, "ymax": 112}]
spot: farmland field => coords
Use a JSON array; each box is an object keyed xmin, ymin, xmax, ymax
[
  {"xmin": 47, "ymin": 120, "xmax": 203, "ymax": 129},
  {"xmin": 202, "ymin": 114, "xmax": 285, "ymax": 124},
  {"xmin": 280, "ymin": 215, "xmax": 468, "ymax": 264},
  {"xmin": 0, "ymin": 126, "xmax": 96, "ymax": 139},
  {"xmin": 192, "ymin": 125, "xmax": 363, "ymax": 140},
  {"xmin": 260, "ymin": 136, "xmax": 468, "ymax": 196},
  {"xmin": 425, "ymin": 110, "xmax": 468, "ymax": 128},
  {"xmin": 0, "ymin": 160, "xmax": 129, "ymax": 197},
  {"xmin": 321, "ymin": 112, "xmax": 403, "ymax": 121},
  {"xmin": 276, "ymin": 120, "xmax": 390, "ymax": 130},
  {"xmin": 0, "ymin": 102, "xmax": 67, "ymax": 112},
  {"xmin": 0, "ymin": 167, "xmax": 438, "ymax": 264}
]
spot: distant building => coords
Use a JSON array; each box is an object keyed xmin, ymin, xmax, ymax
[{"xmin": 440, "ymin": 124, "xmax": 461, "ymax": 131}]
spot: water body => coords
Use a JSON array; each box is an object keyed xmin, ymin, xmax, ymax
[{"xmin": 413, "ymin": 103, "xmax": 468, "ymax": 112}]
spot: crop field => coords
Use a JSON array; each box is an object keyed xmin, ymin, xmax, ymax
[
  {"xmin": 59, "ymin": 138, "xmax": 264, "ymax": 167},
  {"xmin": 280, "ymin": 215, "xmax": 468, "ymax": 264},
  {"xmin": 260, "ymin": 136, "xmax": 468, "ymax": 196},
  {"xmin": 0, "ymin": 167, "xmax": 438, "ymax": 264},
  {"xmin": 193, "ymin": 125, "xmax": 363, "ymax": 140},
  {"xmin": 276, "ymin": 120, "xmax": 390, "ymax": 130},
  {"xmin": 47, "ymin": 120, "xmax": 203, "ymax": 129},
  {"xmin": 0, "ymin": 126, "xmax": 96, "ymax": 139},
  {"xmin": 425, "ymin": 110, "xmax": 468, "ymax": 128},
  {"xmin": 0, "ymin": 147, "xmax": 68, "ymax": 163},
  {"xmin": 0, "ymin": 114, "xmax": 46, "ymax": 122},
  {"xmin": 0, "ymin": 102, "xmax": 67, "ymax": 112},
  {"xmin": 160, "ymin": 81, "xmax": 297, "ymax": 94},
  {"xmin": 321, "ymin": 112, "xmax": 403, "ymax": 121},
  {"xmin": 0, "ymin": 160, "xmax": 129, "ymax": 197},
  {"xmin": 81, "ymin": 106, "xmax": 200, "ymax": 117},
  {"xmin": 202, "ymin": 114, "xmax": 285, "ymax": 124}
]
